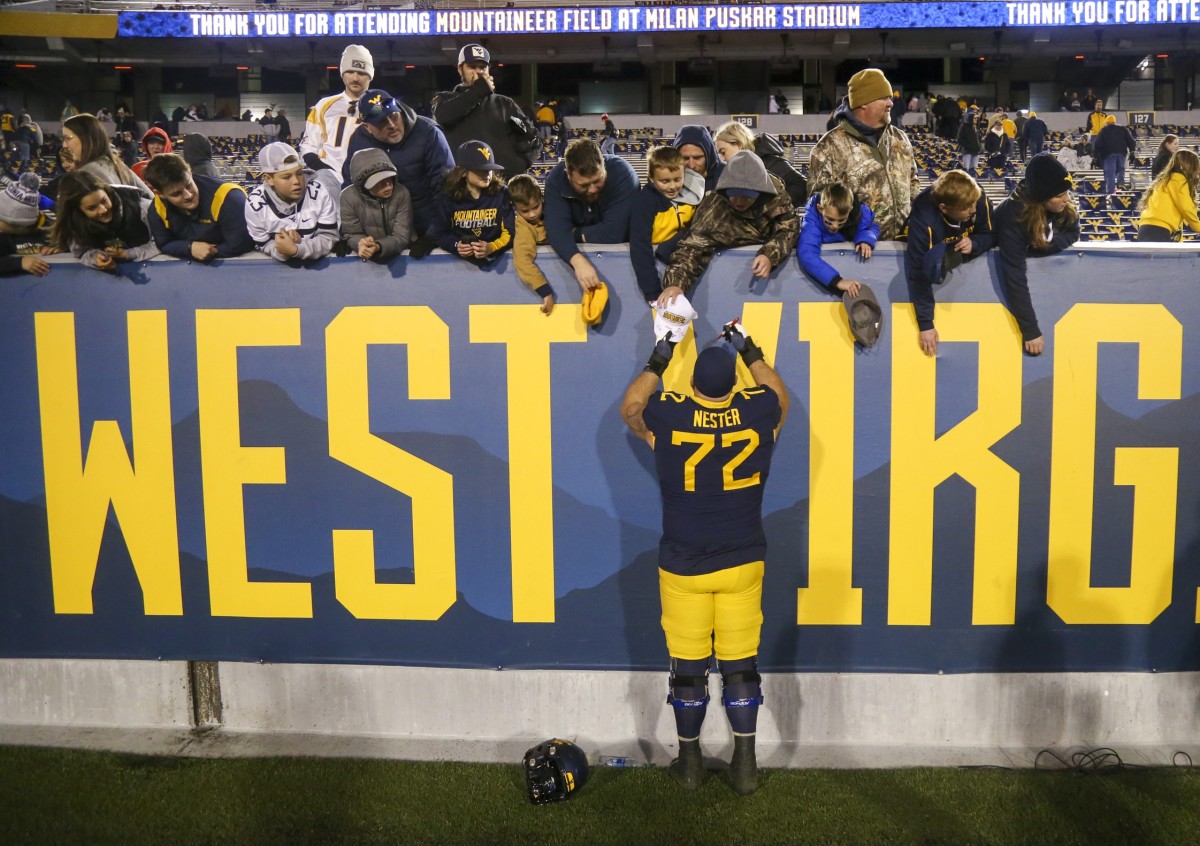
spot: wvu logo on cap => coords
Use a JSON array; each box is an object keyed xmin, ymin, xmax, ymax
[
  {"xmin": 477, "ymin": 146, "xmax": 491, "ymax": 160},
  {"xmin": 351, "ymin": 60, "xmax": 366, "ymax": 70},
  {"xmin": 368, "ymin": 94, "xmax": 382, "ymax": 107},
  {"xmin": 470, "ymin": 46, "xmax": 486, "ymax": 59}
]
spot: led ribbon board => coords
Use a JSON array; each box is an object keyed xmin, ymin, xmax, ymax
[{"xmin": 116, "ymin": 2, "xmax": 1199, "ymax": 38}]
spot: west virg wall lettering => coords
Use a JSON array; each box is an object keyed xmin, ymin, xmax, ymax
[
  {"xmin": 30, "ymin": 300, "xmax": 1186, "ymax": 627},
  {"xmin": 5, "ymin": 249, "xmax": 1196, "ymax": 671}
]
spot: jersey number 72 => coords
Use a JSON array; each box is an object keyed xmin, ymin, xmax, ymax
[{"xmin": 671, "ymin": 429, "xmax": 761, "ymax": 492}]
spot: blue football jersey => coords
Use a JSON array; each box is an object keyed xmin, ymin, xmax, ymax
[{"xmin": 642, "ymin": 385, "xmax": 781, "ymax": 576}]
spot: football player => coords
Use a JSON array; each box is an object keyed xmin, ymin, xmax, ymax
[{"xmin": 621, "ymin": 316, "xmax": 789, "ymax": 796}]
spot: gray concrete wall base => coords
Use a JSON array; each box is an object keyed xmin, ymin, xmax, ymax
[
  {"xmin": 2, "ymin": 726, "xmax": 1195, "ymax": 772},
  {"xmin": 2, "ymin": 661, "xmax": 1196, "ymax": 769},
  {"xmin": 0, "ymin": 659, "xmax": 190, "ymax": 728}
]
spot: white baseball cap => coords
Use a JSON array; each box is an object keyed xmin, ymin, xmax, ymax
[{"xmin": 258, "ymin": 142, "xmax": 303, "ymax": 175}]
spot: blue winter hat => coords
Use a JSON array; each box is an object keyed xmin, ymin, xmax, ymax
[{"xmin": 693, "ymin": 345, "xmax": 737, "ymax": 398}]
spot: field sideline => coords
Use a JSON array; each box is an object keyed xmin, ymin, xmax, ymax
[{"xmin": 2, "ymin": 745, "xmax": 1199, "ymax": 845}]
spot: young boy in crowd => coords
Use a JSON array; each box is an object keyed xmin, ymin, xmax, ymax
[
  {"xmin": 508, "ymin": 173, "xmax": 556, "ymax": 314},
  {"xmin": 245, "ymin": 142, "xmax": 339, "ymax": 262},
  {"xmin": 142, "ymin": 153, "xmax": 254, "ymax": 261},
  {"xmin": 629, "ymin": 145, "xmax": 705, "ymax": 304},
  {"xmin": 131, "ymin": 126, "xmax": 172, "ymax": 181},
  {"xmin": 340, "ymin": 147, "xmax": 413, "ymax": 263},
  {"xmin": 797, "ymin": 181, "xmax": 878, "ymax": 297},
  {"xmin": 904, "ymin": 168, "xmax": 996, "ymax": 356},
  {"xmin": 659, "ymin": 150, "xmax": 798, "ymax": 303},
  {"xmin": 0, "ymin": 173, "xmax": 51, "ymax": 277}
]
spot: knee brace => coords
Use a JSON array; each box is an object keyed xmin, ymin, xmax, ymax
[
  {"xmin": 718, "ymin": 657, "xmax": 763, "ymax": 709},
  {"xmin": 667, "ymin": 657, "xmax": 711, "ymax": 710}
]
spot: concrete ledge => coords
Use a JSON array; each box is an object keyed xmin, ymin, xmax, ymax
[
  {"xmin": 4, "ymin": 660, "xmax": 1197, "ymax": 769},
  {"xmin": 2, "ymin": 725, "xmax": 1195, "ymax": 772},
  {"xmin": 0, "ymin": 659, "xmax": 190, "ymax": 728}
]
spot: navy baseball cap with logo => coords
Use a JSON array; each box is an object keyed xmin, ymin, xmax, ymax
[
  {"xmin": 457, "ymin": 43, "xmax": 490, "ymax": 65},
  {"xmin": 456, "ymin": 140, "xmax": 505, "ymax": 171},
  {"xmin": 358, "ymin": 89, "xmax": 402, "ymax": 126}
]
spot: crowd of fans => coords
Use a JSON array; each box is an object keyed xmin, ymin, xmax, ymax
[{"xmin": 1, "ymin": 52, "xmax": 1196, "ymax": 359}]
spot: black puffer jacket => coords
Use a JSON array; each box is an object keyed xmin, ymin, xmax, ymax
[
  {"xmin": 957, "ymin": 118, "xmax": 982, "ymax": 154},
  {"xmin": 431, "ymin": 79, "xmax": 538, "ymax": 175},
  {"xmin": 753, "ymin": 132, "xmax": 807, "ymax": 208},
  {"xmin": 76, "ymin": 186, "xmax": 152, "ymax": 251}
]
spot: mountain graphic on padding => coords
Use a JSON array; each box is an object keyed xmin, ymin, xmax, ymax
[{"xmin": 3, "ymin": 378, "xmax": 1197, "ymax": 672}]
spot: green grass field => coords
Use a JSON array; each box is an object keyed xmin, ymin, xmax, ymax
[{"xmin": 2, "ymin": 746, "xmax": 1199, "ymax": 845}]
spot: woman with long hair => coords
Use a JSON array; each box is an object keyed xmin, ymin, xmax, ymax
[
  {"xmin": 1136, "ymin": 148, "xmax": 1200, "ymax": 242},
  {"xmin": 52, "ymin": 170, "xmax": 159, "ymax": 271},
  {"xmin": 713, "ymin": 120, "xmax": 756, "ymax": 163},
  {"xmin": 60, "ymin": 113, "xmax": 151, "ymax": 196},
  {"xmin": 714, "ymin": 120, "xmax": 807, "ymax": 208},
  {"xmin": 1150, "ymin": 134, "xmax": 1178, "ymax": 179},
  {"xmin": 44, "ymin": 145, "xmax": 76, "ymax": 202},
  {"xmin": 992, "ymin": 153, "xmax": 1080, "ymax": 356}
]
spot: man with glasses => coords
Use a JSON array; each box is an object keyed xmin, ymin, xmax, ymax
[{"xmin": 342, "ymin": 88, "xmax": 453, "ymax": 240}]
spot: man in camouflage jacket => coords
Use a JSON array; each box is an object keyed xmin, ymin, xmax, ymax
[
  {"xmin": 659, "ymin": 150, "xmax": 799, "ymax": 298},
  {"xmin": 807, "ymin": 68, "xmax": 919, "ymax": 241}
]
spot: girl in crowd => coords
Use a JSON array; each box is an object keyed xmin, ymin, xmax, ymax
[
  {"xmin": 983, "ymin": 117, "xmax": 1012, "ymax": 167},
  {"xmin": 992, "ymin": 153, "xmax": 1079, "ymax": 356},
  {"xmin": 60, "ymin": 113, "xmax": 151, "ymax": 196},
  {"xmin": 1136, "ymin": 148, "xmax": 1200, "ymax": 242},
  {"xmin": 427, "ymin": 140, "xmax": 514, "ymax": 265},
  {"xmin": 44, "ymin": 146, "xmax": 76, "ymax": 203},
  {"xmin": 1151, "ymin": 134, "xmax": 1179, "ymax": 179},
  {"xmin": 713, "ymin": 120, "xmax": 806, "ymax": 208},
  {"xmin": 51, "ymin": 170, "xmax": 159, "ymax": 271}
]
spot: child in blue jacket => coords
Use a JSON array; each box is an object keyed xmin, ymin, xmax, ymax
[{"xmin": 797, "ymin": 182, "xmax": 878, "ymax": 297}]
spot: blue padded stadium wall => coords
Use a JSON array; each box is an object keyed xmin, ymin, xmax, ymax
[{"xmin": 1, "ymin": 244, "xmax": 1198, "ymax": 676}]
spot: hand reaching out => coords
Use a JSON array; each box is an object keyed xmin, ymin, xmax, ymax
[{"xmin": 836, "ymin": 278, "xmax": 862, "ymax": 298}]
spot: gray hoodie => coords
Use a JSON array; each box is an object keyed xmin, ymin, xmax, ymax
[
  {"xmin": 340, "ymin": 147, "xmax": 413, "ymax": 261},
  {"xmin": 181, "ymin": 133, "xmax": 217, "ymax": 179},
  {"xmin": 715, "ymin": 149, "xmax": 778, "ymax": 197},
  {"xmin": 662, "ymin": 150, "xmax": 799, "ymax": 294}
]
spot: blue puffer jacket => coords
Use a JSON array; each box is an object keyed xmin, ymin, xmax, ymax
[{"xmin": 796, "ymin": 191, "xmax": 878, "ymax": 291}]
